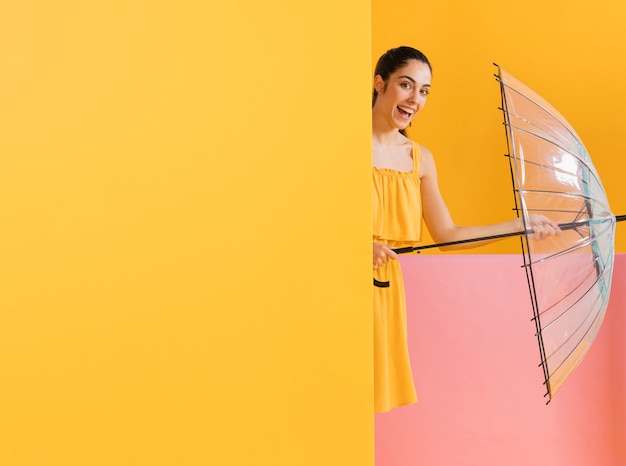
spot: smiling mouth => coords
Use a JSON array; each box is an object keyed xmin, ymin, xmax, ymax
[{"xmin": 397, "ymin": 106, "xmax": 414, "ymax": 118}]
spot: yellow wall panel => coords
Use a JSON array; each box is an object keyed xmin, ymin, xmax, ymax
[
  {"xmin": 373, "ymin": 0, "xmax": 626, "ymax": 253},
  {"xmin": 0, "ymin": 1, "xmax": 373, "ymax": 465}
]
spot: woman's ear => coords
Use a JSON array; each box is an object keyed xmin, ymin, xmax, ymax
[{"xmin": 374, "ymin": 75, "xmax": 385, "ymax": 95}]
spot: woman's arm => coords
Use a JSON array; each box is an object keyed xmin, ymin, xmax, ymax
[{"xmin": 419, "ymin": 145, "xmax": 560, "ymax": 250}]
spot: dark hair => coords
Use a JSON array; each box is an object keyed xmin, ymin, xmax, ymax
[{"xmin": 372, "ymin": 46, "xmax": 432, "ymax": 108}]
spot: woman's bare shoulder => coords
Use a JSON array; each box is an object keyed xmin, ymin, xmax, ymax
[
  {"xmin": 416, "ymin": 142, "xmax": 433, "ymax": 158},
  {"xmin": 416, "ymin": 143, "xmax": 436, "ymax": 178}
]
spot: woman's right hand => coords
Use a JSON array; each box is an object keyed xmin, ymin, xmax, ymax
[{"xmin": 373, "ymin": 242, "xmax": 398, "ymax": 270}]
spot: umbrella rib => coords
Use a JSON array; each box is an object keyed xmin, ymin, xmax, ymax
[
  {"xmin": 544, "ymin": 273, "xmax": 609, "ymax": 368},
  {"xmin": 511, "ymin": 206, "xmax": 597, "ymax": 217},
  {"xmin": 502, "ymin": 82, "xmax": 584, "ymax": 150},
  {"xmin": 537, "ymin": 253, "xmax": 607, "ymax": 324},
  {"xmin": 524, "ymin": 219, "xmax": 614, "ymax": 265},
  {"xmin": 545, "ymin": 284, "xmax": 605, "ymax": 351},
  {"xmin": 506, "ymin": 152, "xmax": 592, "ymax": 190},
  {"xmin": 498, "ymin": 77, "xmax": 553, "ymax": 385},
  {"xmin": 538, "ymin": 251, "xmax": 612, "ymax": 395},
  {"xmin": 506, "ymin": 121, "xmax": 604, "ymax": 191},
  {"xmin": 518, "ymin": 232, "xmax": 551, "ymax": 393},
  {"xmin": 507, "ymin": 119, "xmax": 582, "ymax": 160},
  {"xmin": 518, "ymin": 189, "xmax": 593, "ymax": 201},
  {"xmin": 545, "ymin": 294, "xmax": 606, "ymax": 390},
  {"xmin": 534, "ymin": 236, "xmax": 613, "ymax": 390}
]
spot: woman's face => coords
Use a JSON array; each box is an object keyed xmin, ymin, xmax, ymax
[{"xmin": 374, "ymin": 59, "xmax": 432, "ymax": 130}]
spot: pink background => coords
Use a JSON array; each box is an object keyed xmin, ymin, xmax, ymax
[{"xmin": 375, "ymin": 254, "xmax": 626, "ymax": 466}]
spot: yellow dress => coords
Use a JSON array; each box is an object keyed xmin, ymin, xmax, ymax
[{"xmin": 372, "ymin": 141, "xmax": 422, "ymax": 413}]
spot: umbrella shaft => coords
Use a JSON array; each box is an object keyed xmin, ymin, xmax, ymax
[{"xmin": 393, "ymin": 214, "xmax": 626, "ymax": 254}]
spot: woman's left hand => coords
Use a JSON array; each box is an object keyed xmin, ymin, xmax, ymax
[{"xmin": 526, "ymin": 214, "xmax": 562, "ymax": 240}]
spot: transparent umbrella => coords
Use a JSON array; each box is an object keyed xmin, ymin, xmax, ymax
[{"xmin": 495, "ymin": 66, "xmax": 623, "ymax": 400}]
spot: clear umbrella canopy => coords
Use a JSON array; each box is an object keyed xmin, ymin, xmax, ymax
[{"xmin": 497, "ymin": 67, "xmax": 618, "ymax": 400}]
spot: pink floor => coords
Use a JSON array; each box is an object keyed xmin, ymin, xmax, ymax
[{"xmin": 375, "ymin": 254, "xmax": 626, "ymax": 466}]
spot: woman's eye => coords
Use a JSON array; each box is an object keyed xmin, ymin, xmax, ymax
[
  {"xmin": 420, "ymin": 89, "xmax": 430, "ymax": 96},
  {"xmin": 400, "ymin": 82, "xmax": 412, "ymax": 89}
]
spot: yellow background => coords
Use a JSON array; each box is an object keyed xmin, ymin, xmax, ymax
[
  {"xmin": 0, "ymin": 1, "xmax": 372, "ymax": 465},
  {"xmin": 1, "ymin": 1, "xmax": 625, "ymax": 465},
  {"xmin": 373, "ymin": 0, "xmax": 626, "ymax": 253}
]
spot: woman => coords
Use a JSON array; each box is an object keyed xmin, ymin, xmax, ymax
[{"xmin": 372, "ymin": 46, "xmax": 560, "ymax": 412}]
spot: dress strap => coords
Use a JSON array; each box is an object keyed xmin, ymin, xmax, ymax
[{"xmin": 411, "ymin": 142, "xmax": 422, "ymax": 175}]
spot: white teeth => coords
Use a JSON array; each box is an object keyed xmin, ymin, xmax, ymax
[{"xmin": 398, "ymin": 106, "xmax": 414, "ymax": 115}]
